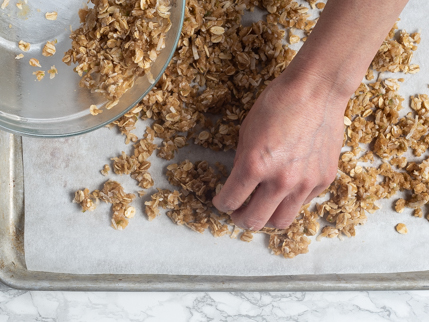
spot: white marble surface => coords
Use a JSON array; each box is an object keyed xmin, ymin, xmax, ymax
[{"xmin": 0, "ymin": 284, "xmax": 428, "ymax": 322}]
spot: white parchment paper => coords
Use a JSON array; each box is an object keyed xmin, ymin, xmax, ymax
[{"xmin": 24, "ymin": 0, "xmax": 429, "ymax": 275}]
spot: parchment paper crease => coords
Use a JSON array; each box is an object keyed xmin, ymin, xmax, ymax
[{"xmin": 24, "ymin": 0, "xmax": 429, "ymax": 275}]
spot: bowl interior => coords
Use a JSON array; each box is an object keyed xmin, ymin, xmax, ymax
[{"xmin": 0, "ymin": 0, "xmax": 185, "ymax": 137}]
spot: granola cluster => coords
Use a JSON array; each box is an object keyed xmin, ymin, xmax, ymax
[
  {"xmin": 113, "ymin": 0, "xmax": 313, "ymax": 158},
  {"xmin": 147, "ymin": 161, "xmax": 249, "ymax": 240},
  {"xmin": 63, "ymin": 0, "xmax": 172, "ymax": 110},
  {"xmin": 316, "ymin": 77, "xmax": 429, "ymax": 240},
  {"xmin": 370, "ymin": 22, "xmax": 420, "ymax": 75},
  {"xmin": 146, "ymin": 160, "xmax": 319, "ymax": 257},
  {"xmin": 73, "ymin": 188, "xmax": 98, "ymax": 212},
  {"xmin": 111, "ymin": 127, "xmax": 157, "ymax": 189},
  {"xmin": 74, "ymin": 0, "xmax": 425, "ymax": 258},
  {"xmin": 74, "ymin": 180, "xmax": 136, "ymax": 230}
]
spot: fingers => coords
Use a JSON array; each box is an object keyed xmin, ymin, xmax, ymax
[
  {"xmin": 303, "ymin": 185, "xmax": 328, "ymax": 205},
  {"xmin": 215, "ymin": 140, "xmax": 338, "ymax": 230},
  {"xmin": 266, "ymin": 172, "xmax": 337, "ymax": 229},
  {"xmin": 212, "ymin": 158, "xmax": 260, "ymax": 213},
  {"xmin": 233, "ymin": 123, "xmax": 246, "ymax": 167},
  {"xmin": 230, "ymin": 181, "xmax": 286, "ymax": 231},
  {"xmin": 265, "ymin": 188, "xmax": 310, "ymax": 229},
  {"xmin": 303, "ymin": 165, "xmax": 337, "ymax": 204}
]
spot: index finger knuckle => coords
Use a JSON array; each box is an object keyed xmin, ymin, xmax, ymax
[
  {"xmin": 322, "ymin": 166, "xmax": 338, "ymax": 187},
  {"xmin": 240, "ymin": 154, "xmax": 265, "ymax": 179}
]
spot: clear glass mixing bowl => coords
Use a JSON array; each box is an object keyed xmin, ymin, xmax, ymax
[{"xmin": 0, "ymin": 0, "xmax": 185, "ymax": 137}]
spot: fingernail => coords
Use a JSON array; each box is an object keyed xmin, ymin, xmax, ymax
[
  {"xmin": 215, "ymin": 206, "xmax": 233, "ymax": 215},
  {"xmin": 231, "ymin": 220, "xmax": 247, "ymax": 230},
  {"xmin": 235, "ymin": 222, "xmax": 256, "ymax": 231},
  {"xmin": 217, "ymin": 206, "xmax": 233, "ymax": 214},
  {"xmin": 264, "ymin": 222, "xmax": 276, "ymax": 228},
  {"xmin": 264, "ymin": 222, "xmax": 291, "ymax": 229}
]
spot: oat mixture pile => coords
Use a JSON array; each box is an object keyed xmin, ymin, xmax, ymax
[
  {"xmin": 63, "ymin": 0, "xmax": 172, "ymax": 111},
  {"xmin": 73, "ymin": 0, "xmax": 426, "ymax": 259}
]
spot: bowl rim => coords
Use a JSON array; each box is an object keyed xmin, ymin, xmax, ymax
[{"xmin": 0, "ymin": 0, "xmax": 186, "ymax": 138}]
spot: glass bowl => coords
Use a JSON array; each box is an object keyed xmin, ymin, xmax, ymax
[{"xmin": 0, "ymin": 0, "xmax": 185, "ymax": 137}]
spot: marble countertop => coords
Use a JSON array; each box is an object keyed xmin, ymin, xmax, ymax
[{"xmin": 0, "ymin": 283, "xmax": 428, "ymax": 321}]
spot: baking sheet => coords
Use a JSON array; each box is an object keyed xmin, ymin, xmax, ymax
[{"xmin": 24, "ymin": 0, "xmax": 429, "ymax": 276}]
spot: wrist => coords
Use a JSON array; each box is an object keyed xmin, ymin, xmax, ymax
[
  {"xmin": 282, "ymin": 52, "xmax": 363, "ymax": 103},
  {"xmin": 275, "ymin": 59, "xmax": 355, "ymax": 117},
  {"xmin": 280, "ymin": 0, "xmax": 410, "ymax": 103},
  {"xmin": 259, "ymin": 67, "xmax": 350, "ymax": 126}
]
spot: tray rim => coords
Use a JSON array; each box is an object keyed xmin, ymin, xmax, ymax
[{"xmin": 1, "ymin": 131, "xmax": 429, "ymax": 291}]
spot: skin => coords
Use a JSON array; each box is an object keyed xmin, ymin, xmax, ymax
[{"xmin": 213, "ymin": 0, "xmax": 410, "ymax": 231}]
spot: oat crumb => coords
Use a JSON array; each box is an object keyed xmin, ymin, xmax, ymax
[
  {"xmin": 101, "ymin": 164, "xmax": 110, "ymax": 176},
  {"xmin": 125, "ymin": 206, "xmax": 136, "ymax": 218},
  {"xmin": 396, "ymin": 223, "xmax": 408, "ymax": 234},
  {"xmin": 48, "ymin": 66, "xmax": 58, "ymax": 79},
  {"xmin": 33, "ymin": 70, "xmax": 45, "ymax": 81},
  {"xmin": 289, "ymin": 30, "xmax": 300, "ymax": 44},
  {"xmin": 414, "ymin": 208, "xmax": 423, "ymax": 218},
  {"xmin": 395, "ymin": 199, "xmax": 406, "ymax": 213},
  {"xmin": 42, "ymin": 40, "xmax": 56, "ymax": 57},
  {"xmin": 344, "ymin": 116, "xmax": 352, "ymax": 126},
  {"xmin": 45, "ymin": 11, "xmax": 58, "ymax": 20},
  {"xmin": 18, "ymin": 40, "xmax": 30, "ymax": 52},
  {"xmin": 90, "ymin": 105, "xmax": 103, "ymax": 116},
  {"xmin": 1, "ymin": 0, "xmax": 10, "ymax": 9},
  {"xmin": 29, "ymin": 58, "xmax": 41, "ymax": 67}
]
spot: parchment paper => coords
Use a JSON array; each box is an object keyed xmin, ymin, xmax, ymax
[{"xmin": 24, "ymin": 0, "xmax": 429, "ymax": 275}]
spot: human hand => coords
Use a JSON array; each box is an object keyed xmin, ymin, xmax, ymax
[
  {"xmin": 213, "ymin": 71, "xmax": 349, "ymax": 230},
  {"xmin": 212, "ymin": 0, "xmax": 409, "ymax": 230}
]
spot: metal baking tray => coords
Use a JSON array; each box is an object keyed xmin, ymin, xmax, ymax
[{"xmin": 1, "ymin": 130, "xmax": 429, "ymax": 291}]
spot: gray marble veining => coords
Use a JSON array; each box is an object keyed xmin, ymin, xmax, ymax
[{"xmin": 0, "ymin": 283, "xmax": 428, "ymax": 321}]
